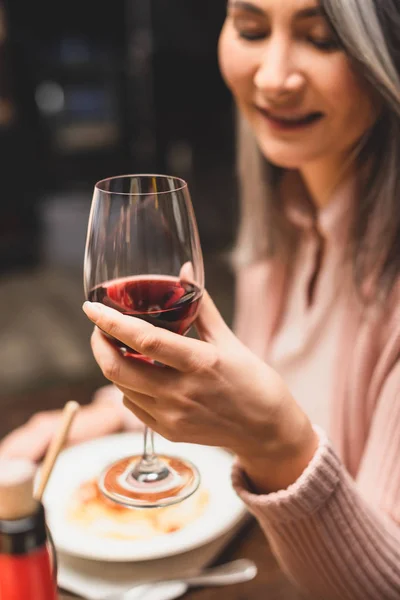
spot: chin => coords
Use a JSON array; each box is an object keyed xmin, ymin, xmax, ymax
[
  {"xmin": 257, "ymin": 139, "xmax": 320, "ymax": 170},
  {"xmin": 259, "ymin": 144, "xmax": 309, "ymax": 169}
]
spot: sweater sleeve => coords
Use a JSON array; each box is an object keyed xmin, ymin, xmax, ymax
[{"xmin": 232, "ymin": 361, "xmax": 400, "ymax": 600}]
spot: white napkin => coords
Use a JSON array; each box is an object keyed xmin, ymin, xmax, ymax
[{"xmin": 57, "ymin": 518, "xmax": 248, "ymax": 600}]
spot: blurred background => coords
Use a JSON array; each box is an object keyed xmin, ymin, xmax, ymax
[{"xmin": 0, "ymin": 1, "xmax": 237, "ymax": 413}]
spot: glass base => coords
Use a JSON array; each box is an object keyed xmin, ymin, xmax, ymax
[{"xmin": 98, "ymin": 454, "xmax": 200, "ymax": 508}]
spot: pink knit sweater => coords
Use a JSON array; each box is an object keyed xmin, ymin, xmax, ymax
[{"xmin": 231, "ymin": 179, "xmax": 400, "ymax": 599}]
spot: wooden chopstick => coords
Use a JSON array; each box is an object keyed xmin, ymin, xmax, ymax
[{"xmin": 35, "ymin": 401, "xmax": 80, "ymax": 501}]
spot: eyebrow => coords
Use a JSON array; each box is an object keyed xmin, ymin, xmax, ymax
[
  {"xmin": 295, "ymin": 7, "xmax": 324, "ymax": 20},
  {"xmin": 228, "ymin": 2, "xmax": 324, "ymax": 21},
  {"xmin": 228, "ymin": 1, "xmax": 264, "ymax": 15}
]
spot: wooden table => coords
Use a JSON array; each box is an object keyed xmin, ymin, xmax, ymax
[{"xmin": 1, "ymin": 380, "xmax": 305, "ymax": 600}]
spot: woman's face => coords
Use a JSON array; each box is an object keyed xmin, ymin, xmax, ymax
[{"xmin": 218, "ymin": 0, "xmax": 379, "ymax": 170}]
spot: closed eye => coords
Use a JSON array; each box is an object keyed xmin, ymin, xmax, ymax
[
  {"xmin": 238, "ymin": 30, "xmax": 267, "ymax": 41},
  {"xmin": 307, "ymin": 36, "xmax": 340, "ymax": 51}
]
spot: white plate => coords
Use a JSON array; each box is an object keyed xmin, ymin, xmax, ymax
[{"xmin": 43, "ymin": 433, "xmax": 247, "ymax": 562}]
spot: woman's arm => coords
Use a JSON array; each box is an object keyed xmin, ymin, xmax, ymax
[
  {"xmin": 233, "ymin": 361, "xmax": 400, "ymax": 600},
  {"xmin": 84, "ymin": 295, "xmax": 319, "ymax": 493}
]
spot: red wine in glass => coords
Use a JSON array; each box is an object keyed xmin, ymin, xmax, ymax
[{"xmin": 88, "ymin": 276, "xmax": 202, "ymax": 357}]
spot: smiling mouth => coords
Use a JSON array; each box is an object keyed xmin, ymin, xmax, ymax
[{"xmin": 256, "ymin": 108, "xmax": 324, "ymax": 129}]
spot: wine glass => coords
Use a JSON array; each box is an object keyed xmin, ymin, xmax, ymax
[{"xmin": 83, "ymin": 174, "xmax": 204, "ymax": 508}]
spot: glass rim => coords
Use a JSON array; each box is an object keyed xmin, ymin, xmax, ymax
[{"xmin": 95, "ymin": 173, "xmax": 188, "ymax": 196}]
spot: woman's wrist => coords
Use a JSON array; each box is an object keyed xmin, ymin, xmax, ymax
[{"xmin": 236, "ymin": 416, "xmax": 319, "ymax": 494}]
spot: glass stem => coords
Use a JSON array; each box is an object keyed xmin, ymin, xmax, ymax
[
  {"xmin": 143, "ymin": 426, "xmax": 155, "ymax": 462},
  {"xmin": 139, "ymin": 427, "xmax": 163, "ymax": 473}
]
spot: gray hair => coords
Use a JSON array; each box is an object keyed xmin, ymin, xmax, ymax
[{"xmin": 234, "ymin": 0, "xmax": 400, "ymax": 298}]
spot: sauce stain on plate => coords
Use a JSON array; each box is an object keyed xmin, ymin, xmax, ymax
[{"xmin": 67, "ymin": 478, "xmax": 209, "ymax": 540}]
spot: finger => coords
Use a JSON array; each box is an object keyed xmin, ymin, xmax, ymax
[
  {"xmin": 119, "ymin": 386, "xmax": 159, "ymax": 418},
  {"xmin": 90, "ymin": 327, "xmax": 175, "ymax": 395},
  {"xmin": 122, "ymin": 397, "xmax": 158, "ymax": 430},
  {"xmin": 83, "ymin": 301, "xmax": 208, "ymax": 371},
  {"xmin": 194, "ymin": 290, "xmax": 232, "ymax": 344},
  {"xmin": 179, "ymin": 261, "xmax": 194, "ymax": 284}
]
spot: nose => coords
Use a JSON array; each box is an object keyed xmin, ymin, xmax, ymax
[{"xmin": 254, "ymin": 37, "xmax": 305, "ymax": 98}]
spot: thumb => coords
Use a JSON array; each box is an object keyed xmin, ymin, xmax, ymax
[{"xmin": 195, "ymin": 291, "xmax": 233, "ymax": 345}]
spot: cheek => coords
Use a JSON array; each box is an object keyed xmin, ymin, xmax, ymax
[
  {"xmin": 320, "ymin": 59, "xmax": 377, "ymax": 139},
  {"xmin": 218, "ymin": 25, "xmax": 255, "ymax": 98}
]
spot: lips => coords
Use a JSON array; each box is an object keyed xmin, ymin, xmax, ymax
[{"xmin": 256, "ymin": 107, "xmax": 324, "ymax": 129}]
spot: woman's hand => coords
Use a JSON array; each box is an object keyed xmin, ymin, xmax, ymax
[
  {"xmin": 0, "ymin": 385, "xmax": 131, "ymax": 462},
  {"xmin": 83, "ymin": 293, "xmax": 318, "ymax": 494}
]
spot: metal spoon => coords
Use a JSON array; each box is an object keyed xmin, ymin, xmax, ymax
[{"xmin": 103, "ymin": 559, "xmax": 257, "ymax": 600}]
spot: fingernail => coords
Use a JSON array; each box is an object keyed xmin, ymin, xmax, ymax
[{"xmin": 82, "ymin": 301, "xmax": 101, "ymax": 321}]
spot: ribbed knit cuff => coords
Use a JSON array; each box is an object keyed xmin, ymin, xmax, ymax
[{"xmin": 231, "ymin": 426, "xmax": 342, "ymax": 523}]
